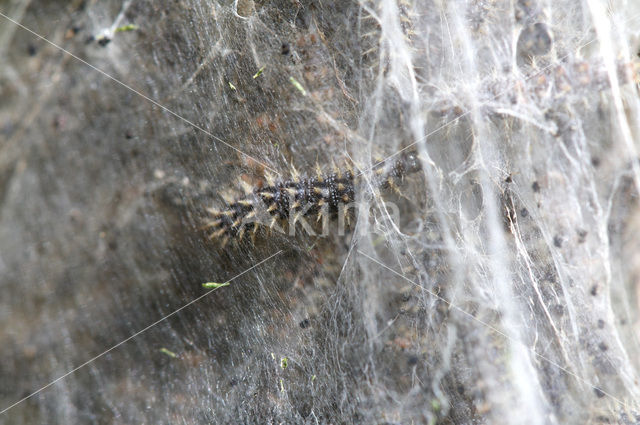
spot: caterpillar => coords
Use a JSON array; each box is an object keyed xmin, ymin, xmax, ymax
[{"xmin": 204, "ymin": 151, "xmax": 422, "ymax": 246}]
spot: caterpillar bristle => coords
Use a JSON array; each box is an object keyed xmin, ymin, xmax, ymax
[
  {"xmin": 391, "ymin": 182, "xmax": 402, "ymax": 196},
  {"xmin": 343, "ymin": 208, "xmax": 351, "ymax": 226},
  {"xmin": 202, "ymin": 219, "xmax": 222, "ymax": 230},
  {"xmin": 331, "ymin": 160, "xmax": 342, "ymax": 178},
  {"xmin": 240, "ymin": 180, "xmax": 253, "ymax": 195},
  {"xmin": 345, "ymin": 162, "xmax": 354, "ymax": 174},
  {"xmin": 265, "ymin": 171, "xmax": 276, "ymax": 186},
  {"xmin": 221, "ymin": 191, "xmax": 236, "ymax": 204},
  {"xmin": 260, "ymin": 191, "xmax": 274, "ymax": 199},
  {"xmin": 286, "ymin": 187, "xmax": 297, "ymax": 196},
  {"xmin": 291, "ymin": 164, "xmax": 300, "ymax": 180},
  {"xmin": 315, "ymin": 162, "xmax": 323, "ymax": 181}
]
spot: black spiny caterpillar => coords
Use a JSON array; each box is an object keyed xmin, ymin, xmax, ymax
[{"xmin": 205, "ymin": 151, "xmax": 422, "ymax": 246}]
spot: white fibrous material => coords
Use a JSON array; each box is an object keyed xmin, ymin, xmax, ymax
[{"xmin": 1, "ymin": 0, "xmax": 640, "ymax": 423}]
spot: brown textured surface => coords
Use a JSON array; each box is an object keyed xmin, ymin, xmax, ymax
[{"xmin": 2, "ymin": 0, "xmax": 640, "ymax": 424}]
